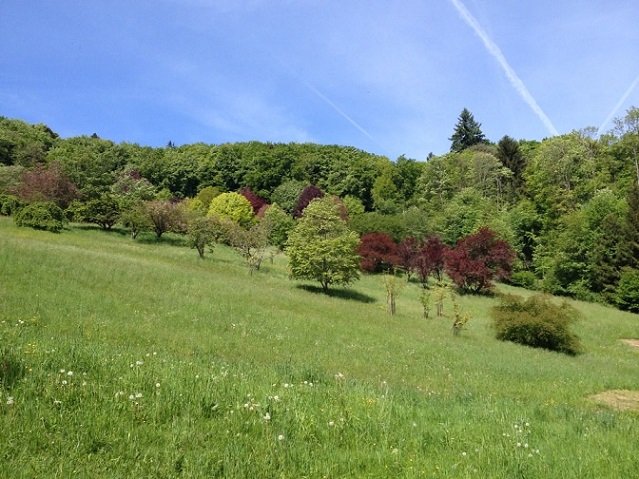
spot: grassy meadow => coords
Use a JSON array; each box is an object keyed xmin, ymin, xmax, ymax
[{"xmin": 1, "ymin": 215, "xmax": 638, "ymax": 478}]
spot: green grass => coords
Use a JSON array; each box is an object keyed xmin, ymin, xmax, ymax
[{"xmin": 1, "ymin": 216, "xmax": 638, "ymax": 478}]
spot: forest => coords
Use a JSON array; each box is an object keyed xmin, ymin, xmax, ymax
[{"xmin": 1, "ymin": 107, "xmax": 639, "ymax": 311}]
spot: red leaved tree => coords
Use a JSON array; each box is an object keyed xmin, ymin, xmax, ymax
[
  {"xmin": 357, "ymin": 232, "xmax": 399, "ymax": 273},
  {"xmin": 293, "ymin": 185, "xmax": 324, "ymax": 218},
  {"xmin": 240, "ymin": 187, "xmax": 267, "ymax": 215},
  {"xmin": 414, "ymin": 234, "xmax": 447, "ymax": 287},
  {"xmin": 444, "ymin": 227, "xmax": 515, "ymax": 293},
  {"xmin": 15, "ymin": 162, "xmax": 79, "ymax": 208},
  {"xmin": 397, "ymin": 236, "xmax": 419, "ymax": 279}
]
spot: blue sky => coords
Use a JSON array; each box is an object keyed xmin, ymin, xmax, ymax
[{"xmin": 2, "ymin": 1, "xmax": 638, "ymax": 160}]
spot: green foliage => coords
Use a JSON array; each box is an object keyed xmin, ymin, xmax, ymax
[
  {"xmin": 262, "ymin": 204, "xmax": 295, "ymax": 250},
  {"xmin": 0, "ymin": 117, "xmax": 58, "ymax": 166},
  {"xmin": 119, "ymin": 200, "xmax": 152, "ymax": 239},
  {"xmin": 509, "ymin": 270, "xmax": 538, "ymax": 290},
  {"xmin": 270, "ymin": 179, "xmax": 305, "ymax": 215},
  {"xmin": 341, "ymin": 194, "xmax": 365, "ymax": 217},
  {"xmin": 46, "ymin": 136, "xmax": 128, "ymax": 196},
  {"xmin": 491, "ymin": 294, "xmax": 582, "ymax": 355},
  {"xmin": 14, "ymin": 201, "xmax": 65, "ymax": 232},
  {"xmin": 286, "ymin": 197, "xmax": 360, "ymax": 291},
  {"xmin": 0, "ymin": 194, "xmax": 25, "ymax": 216},
  {"xmin": 195, "ymin": 186, "xmax": 222, "ymax": 210},
  {"xmin": 615, "ymin": 269, "xmax": 639, "ymax": 313},
  {"xmin": 208, "ymin": 192, "xmax": 254, "ymax": 228},
  {"xmin": 349, "ymin": 212, "xmax": 407, "ymax": 242},
  {"xmin": 69, "ymin": 195, "xmax": 120, "ymax": 230},
  {"xmin": 186, "ymin": 215, "xmax": 218, "ymax": 259}
]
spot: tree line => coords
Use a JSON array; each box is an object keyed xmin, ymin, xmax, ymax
[{"xmin": 2, "ymin": 107, "xmax": 639, "ymax": 311}]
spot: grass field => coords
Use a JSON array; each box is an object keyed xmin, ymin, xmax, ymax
[{"xmin": 1, "ymin": 216, "xmax": 638, "ymax": 478}]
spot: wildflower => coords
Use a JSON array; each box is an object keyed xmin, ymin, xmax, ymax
[
  {"xmin": 328, "ymin": 421, "xmax": 335, "ymax": 427},
  {"xmin": 67, "ymin": 371, "xmax": 73, "ymax": 376},
  {"xmin": 155, "ymin": 383, "xmax": 161, "ymax": 388},
  {"xmin": 59, "ymin": 369, "xmax": 66, "ymax": 373},
  {"xmin": 273, "ymin": 395, "xmax": 280, "ymax": 402},
  {"xmin": 136, "ymin": 392, "xmax": 142, "ymax": 398},
  {"xmin": 136, "ymin": 360, "xmax": 143, "ymax": 366},
  {"xmin": 277, "ymin": 434, "xmax": 285, "ymax": 441},
  {"xmin": 61, "ymin": 380, "xmax": 67, "ymax": 386},
  {"xmin": 392, "ymin": 448, "xmax": 399, "ymax": 455},
  {"xmin": 461, "ymin": 452, "xmax": 467, "ymax": 457},
  {"xmin": 129, "ymin": 394, "xmax": 135, "ymax": 400},
  {"xmin": 264, "ymin": 413, "xmax": 271, "ymax": 421},
  {"xmin": 6, "ymin": 396, "xmax": 14, "ymax": 405}
]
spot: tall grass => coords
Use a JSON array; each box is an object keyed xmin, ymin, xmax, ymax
[{"xmin": 0, "ymin": 217, "xmax": 638, "ymax": 478}]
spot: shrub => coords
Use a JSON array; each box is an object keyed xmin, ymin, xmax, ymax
[
  {"xmin": 14, "ymin": 201, "xmax": 65, "ymax": 232},
  {"xmin": 0, "ymin": 194, "xmax": 25, "ymax": 216},
  {"xmin": 491, "ymin": 294, "xmax": 582, "ymax": 355},
  {"xmin": 509, "ymin": 270, "xmax": 538, "ymax": 290}
]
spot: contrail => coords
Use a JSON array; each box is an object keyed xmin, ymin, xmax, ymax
[
  {"xmin": 272, "ymin": 54, "xmax": 390, "ymax": 154},
  {"xmin": 597, "ymin": 72, "xmax": 639, "ymax": 136},
  {"xmin": 448, "ymin": 0, "xmax": 559, "ymax": 136}
]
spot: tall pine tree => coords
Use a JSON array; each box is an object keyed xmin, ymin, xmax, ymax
[{"xmin": 449, "ymin": 108, "xmax": 488, "ymax": 152}]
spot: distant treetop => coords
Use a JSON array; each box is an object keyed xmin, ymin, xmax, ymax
[{"xmin": 449, "ymin": 108, "xmax": 489, "ymax": 152}]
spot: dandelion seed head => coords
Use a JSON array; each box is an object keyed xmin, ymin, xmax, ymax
[{"xmin": 277, "ymin": 434, "xmax": 285, "ymax": 441}]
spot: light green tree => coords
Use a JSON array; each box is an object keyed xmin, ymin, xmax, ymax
[
  {"xmin": 207, "ymin": 192, "xmax": 254, "ymax": 227},
  {"xmin": 286, "ymin": 197, "xmax": 360, "ymax": 291}
]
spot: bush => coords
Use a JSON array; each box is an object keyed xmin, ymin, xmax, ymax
[
  {"xmin": 509, "ymin": 270, "xmax": 538, "ymax": 290},
  {"xmin": 0, "ymin": 194, "xmax": 25, "ymax": 216},
  {"xmin": 14, "ymin": 201, "xmax": 65, "ymax": 232},
  {"xmin": 491, "ymin": 294, "xmax": 582, "ymax": 355}
]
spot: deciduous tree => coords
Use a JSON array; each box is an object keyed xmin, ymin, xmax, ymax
[
  {"xmin": 207, "ymin": 192, "xmax": 254, "ymax": 227},
  {"xmin": 286, "ymin": 197, "xmax": 360, "ymax": 291},
  {"xmin": 444, "ymin": 227, "xmax": 515, "ymax": 293},
  {"xmin": 357, "ymin": 232, "xmax": 398, "ymax": 273}
]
